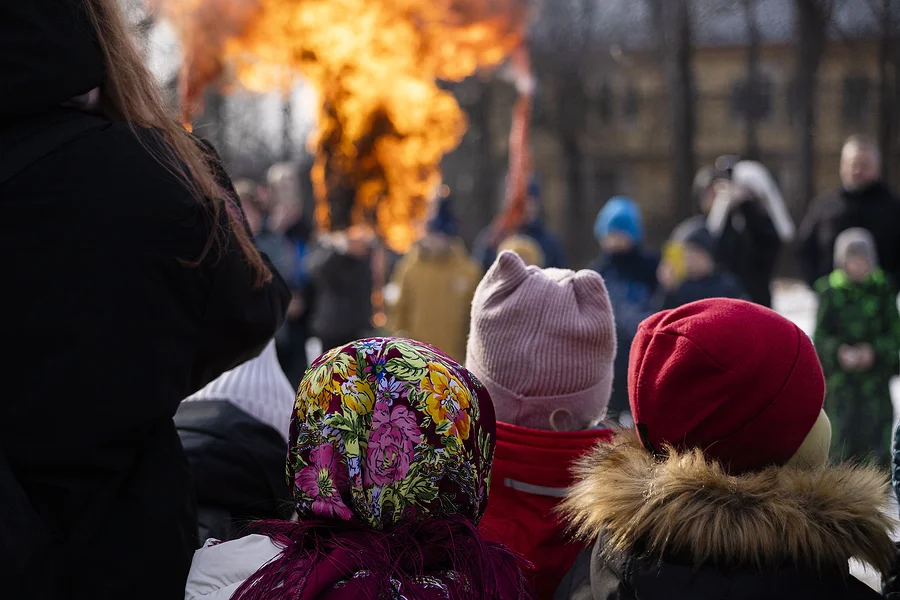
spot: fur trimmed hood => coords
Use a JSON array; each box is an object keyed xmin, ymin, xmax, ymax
[{"xmin": 561, "ymin": 431, "xmax": 897, "ymax": 575}]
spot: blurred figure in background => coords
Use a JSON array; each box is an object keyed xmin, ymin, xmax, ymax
[
  {"xmin": 589, "ymin": 197, "xmax": 659, "ymax": 421},
  {"xmin": 499, "ymin": 234, "xmax": 545, "ymax": 268},
  {"xmin": 469, "ymin": 251, "xmax": 616, "ymax": 598},
  {"xmin": 267, "ymin": 163, "xmax": 315, "ymax": 385},
  {"xmin": 387, "ymin": 196, "xmax": 481, "ymax": 362},
  {"xmin": 693, "ymin": 158, "xmax": 793, "ymax": 307},
  {"xmin": 176, "ymin": 340, "xmax": 293, "ymax": 542},
  {"xmin": 658, "ymin": 217, "xmax": 745, "ymax": 310},
  {"xmin": 798, "ymin": 136, "xmax": 900, "ymax": 287},
  {"xmin": 814, "ymin": 228, "xmax": 900, "ymax": 466},
  {"xmin": 474, "ymin": 178, "xmax": 566, "ymax": 270},
  {"xmin": 305, "ymin": 225, "xmax": 375, "ymax": 353}
]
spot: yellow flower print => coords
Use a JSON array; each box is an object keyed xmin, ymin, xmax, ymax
[
  {"xmin": 421, "ymin": 362, "xmax": 472, "ymax": 440},
  {"xmin": 297, "ymin": 349, "xmax": 356, "ymax": 414},
  {"xmin": 340, "ymin": 376, "xmax": 375, "ymax": 415}
]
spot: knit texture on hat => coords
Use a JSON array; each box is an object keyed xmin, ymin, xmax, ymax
[
  {"xmin": 184, "ymin": 340, "xmax": 295, "ymax": 440},
  {"xmin": 466, "ymin": 251, "xmax": 617, "ymax": 431},
  {"xmin": 628, "ymin": 299, "xmax": 825, "ymax": 474}
]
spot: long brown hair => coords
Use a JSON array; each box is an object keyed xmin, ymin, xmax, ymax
[{"xmin": 80, "ymin": 0, "xmax": 271, "ymax": 285}]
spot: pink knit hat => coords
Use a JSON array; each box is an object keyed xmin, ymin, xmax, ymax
[{"xmin": 466, "ymin": 251, "xmax": 617, "ymax": 431}]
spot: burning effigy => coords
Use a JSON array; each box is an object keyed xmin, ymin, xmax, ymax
[{"xmin": 151, "ymin": 0, "xmax": 532, "ymax": 253}]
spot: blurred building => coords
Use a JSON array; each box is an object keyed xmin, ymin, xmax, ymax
[{"xmin": 442, "ymin": 0, "xmax": 895, "ymax": 268}]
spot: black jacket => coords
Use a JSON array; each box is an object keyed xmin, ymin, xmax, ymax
[
  {"xmin": 555, "ymin": 432, "xmax": 895, "ymax": 600},
  {"xmin": 305, "ymin": 241, "xmax": 373, "ymax": 345},
  {"xmin": 712, "ymin": 199, "xmax": 781, "ymax": 307},
  {"xmin": 0, "ymin": 6, "xmax": 290, "ymax": 596},
  {"xmin": 556, "ymin": 536, "xmax": 882, "ymax": 600},
  {"xmin": 661, "ymin": 272, "xmax": 746, "ymax": 310},
  {"xmin": 588, "ymin": 250, "xmax": 659, "ymax": 415},
  {"xmin": 175, "ymin": 400, "xmax": 291, "ymax": 541},
  {"xmin": 797, "ymin": 182, "xmax": 900, "ymax": 287}
]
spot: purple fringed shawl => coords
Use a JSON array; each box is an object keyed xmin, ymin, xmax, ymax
[
  {"xmin": 233, "ymin": 339, "xmax": 535, "ymax": 600},
  {"xmin": 232, "ymin": 517, "xmax": 532, "ymax": 600}
]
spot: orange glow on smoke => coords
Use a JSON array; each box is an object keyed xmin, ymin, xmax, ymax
[{"xmin": 151, "ymin": 0, "xmax": 529, "ymax": 253}]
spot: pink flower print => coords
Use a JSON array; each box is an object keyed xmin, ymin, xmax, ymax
[
  {"xmin": 296, "ymin": 443, "xmax": 353, "ymax": 521},
  {"xmin": 365, "ymin": 404, "xmax": 423, "ymax": 486}
]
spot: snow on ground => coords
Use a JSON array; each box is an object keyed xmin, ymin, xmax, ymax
[{"xmin": 774, "ymin": 280, "xmax": 898, "ymax": 591}]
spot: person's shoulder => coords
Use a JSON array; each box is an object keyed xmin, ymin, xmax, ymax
[
  {"xmin": 814, "ymin": 274, "xmax": 836, "ymax": 295},
  {"xmin": 64, "ymin": 121, "xmax": 204, "ymax": 217},
  {"xmin": 805, "ymin": 188, "xmax": 844, "ymax": 215},
  {"xmin": 720, "ymin": 272, "xmax": 744, "ymax": 295},
  {"xmin": 186, "ymin": 535, "xmax": 283, "ymax": 600},
  {"xmin": 867, "ymin": 269, "xmax": 898, "ymax": 293}
]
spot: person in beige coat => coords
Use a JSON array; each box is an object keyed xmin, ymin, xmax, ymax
[{"xmin": 388, "ymin": 197, "xmax": 481, "ymax": 362}]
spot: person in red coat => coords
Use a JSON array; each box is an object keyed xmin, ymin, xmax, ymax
[{"xmin": 467, "ymin": 251, "xmax": 618, "ymax": 598}]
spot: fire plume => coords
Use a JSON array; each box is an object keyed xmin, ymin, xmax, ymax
[{"xmin": 153, "ymin": 0, "xmax": 530, "ymax": 252}]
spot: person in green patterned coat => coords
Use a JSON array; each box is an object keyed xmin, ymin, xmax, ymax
[{"xmin": 814, "ymin": 227, "xmax": 900, "ymax": 465}]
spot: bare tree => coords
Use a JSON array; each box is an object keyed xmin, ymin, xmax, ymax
[
  {"xmin": 650, "ymin": 0, "xmax": 697, "ymax": 221},
  {"xmin": 792, "ymin": 0, "xmax": 833, "ymax": 211},
  {"xmin": 860, "ymin": 0, "xmax": 900, "ymax": 183}
]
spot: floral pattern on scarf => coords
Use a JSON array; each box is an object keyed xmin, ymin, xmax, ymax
[{"xmin": 289, "ymin": 338, "xmax": 496, "ymax": 530}]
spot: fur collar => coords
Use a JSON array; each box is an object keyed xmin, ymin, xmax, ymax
[{"xmin": 560, "ymin": 430, "xmax": 897, "ymax": 574}]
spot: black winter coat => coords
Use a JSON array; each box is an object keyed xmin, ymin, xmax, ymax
[
  {"xmin": 0, "ymin": 5, "xmax": 290, "ymax": 593},
  {"xmin": 175, "ymin": 400, "xmax": 291, "ymax": 541},
  {"xmin": 588, "ymin": 250, "xmax": 659, "ymax": 415},
  {"xmin": 555, "ymin": 431, "xmax": 895, "ymax": 600},
  {"xmin": 661, "ymin": 272, "xmax": 746, "ymax": 310},
  {"xmin": 305, "ymin": 241, "xmax": 373, "ymax": 347},
  {"xmin": 797, "ymin": 182, "xmax": 900, "ymax": 287},
  {"xmin": 556, "ymin": 535, "xmax": 882, "ymax": 600},
  {"xmin": 0, "ymin": 111, "xmax": 289, "ymax": 599},
  {"xmin": 713, "ymin": 199, "xmax": 781, "ymax": 307}
]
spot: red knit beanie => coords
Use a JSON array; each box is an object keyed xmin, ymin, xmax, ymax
[{"xmin": 628, "ymin": 299, "xmax": 825, "ymax": 474}]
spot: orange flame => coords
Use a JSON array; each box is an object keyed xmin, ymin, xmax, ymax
[{"xmin": 152, "ymin": 0, "xmax": 530, "ymax": 252}]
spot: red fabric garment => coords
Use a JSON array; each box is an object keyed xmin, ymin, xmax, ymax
[{"xmin": 480, "ymin": 422, "xmax": 614, "ymax": 599}]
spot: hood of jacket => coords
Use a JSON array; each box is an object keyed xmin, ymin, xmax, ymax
[
  {"xmin": 595, "ymin": 197, "xmax": 644, "ymax": 243},
  {"xmin": 175, "ymin": 399, "xmax": 290, "ymax": 518},
  {"xmin": 0, "ymin": 1, "xmax": 104, "ymax": 119},
  {"xmin": 481, "ymin": 423, "xmax": 614, "ymax": 599},
  {"xmin": 834, "ymin": 227, "xmax": 879, "ymax": 271},
  {"xmin": 409, "ymin": 238, "xmax": 472, "ymax": 263},
  {"xmin": 561, "ymin": 430, "xmax": 897, "ymax": 576}
]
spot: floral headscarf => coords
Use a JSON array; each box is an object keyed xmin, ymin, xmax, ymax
[
  {"xmin": 233, "ymin": 339, "xmax": 532, "ymax": 600},
  {"xmin": 289, "ymin": 338, "xmax": 495, "ymax": 530}
]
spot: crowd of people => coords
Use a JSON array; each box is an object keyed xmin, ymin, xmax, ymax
[{"xmin": 7, "ymin": 1, "xmax": 900, "ymax": 600}]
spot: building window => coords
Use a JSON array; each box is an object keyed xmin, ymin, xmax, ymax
[
  {"xmin": 731, "ymin": 76, "xmax": 774, "ymax": 122},
  {"xmin": 843, "ymin": 75, "xmax": 871, "ymax": 127},
  {"xmin": 623, "ymin": 85, "xmax": 640, "ymax": 124}
]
